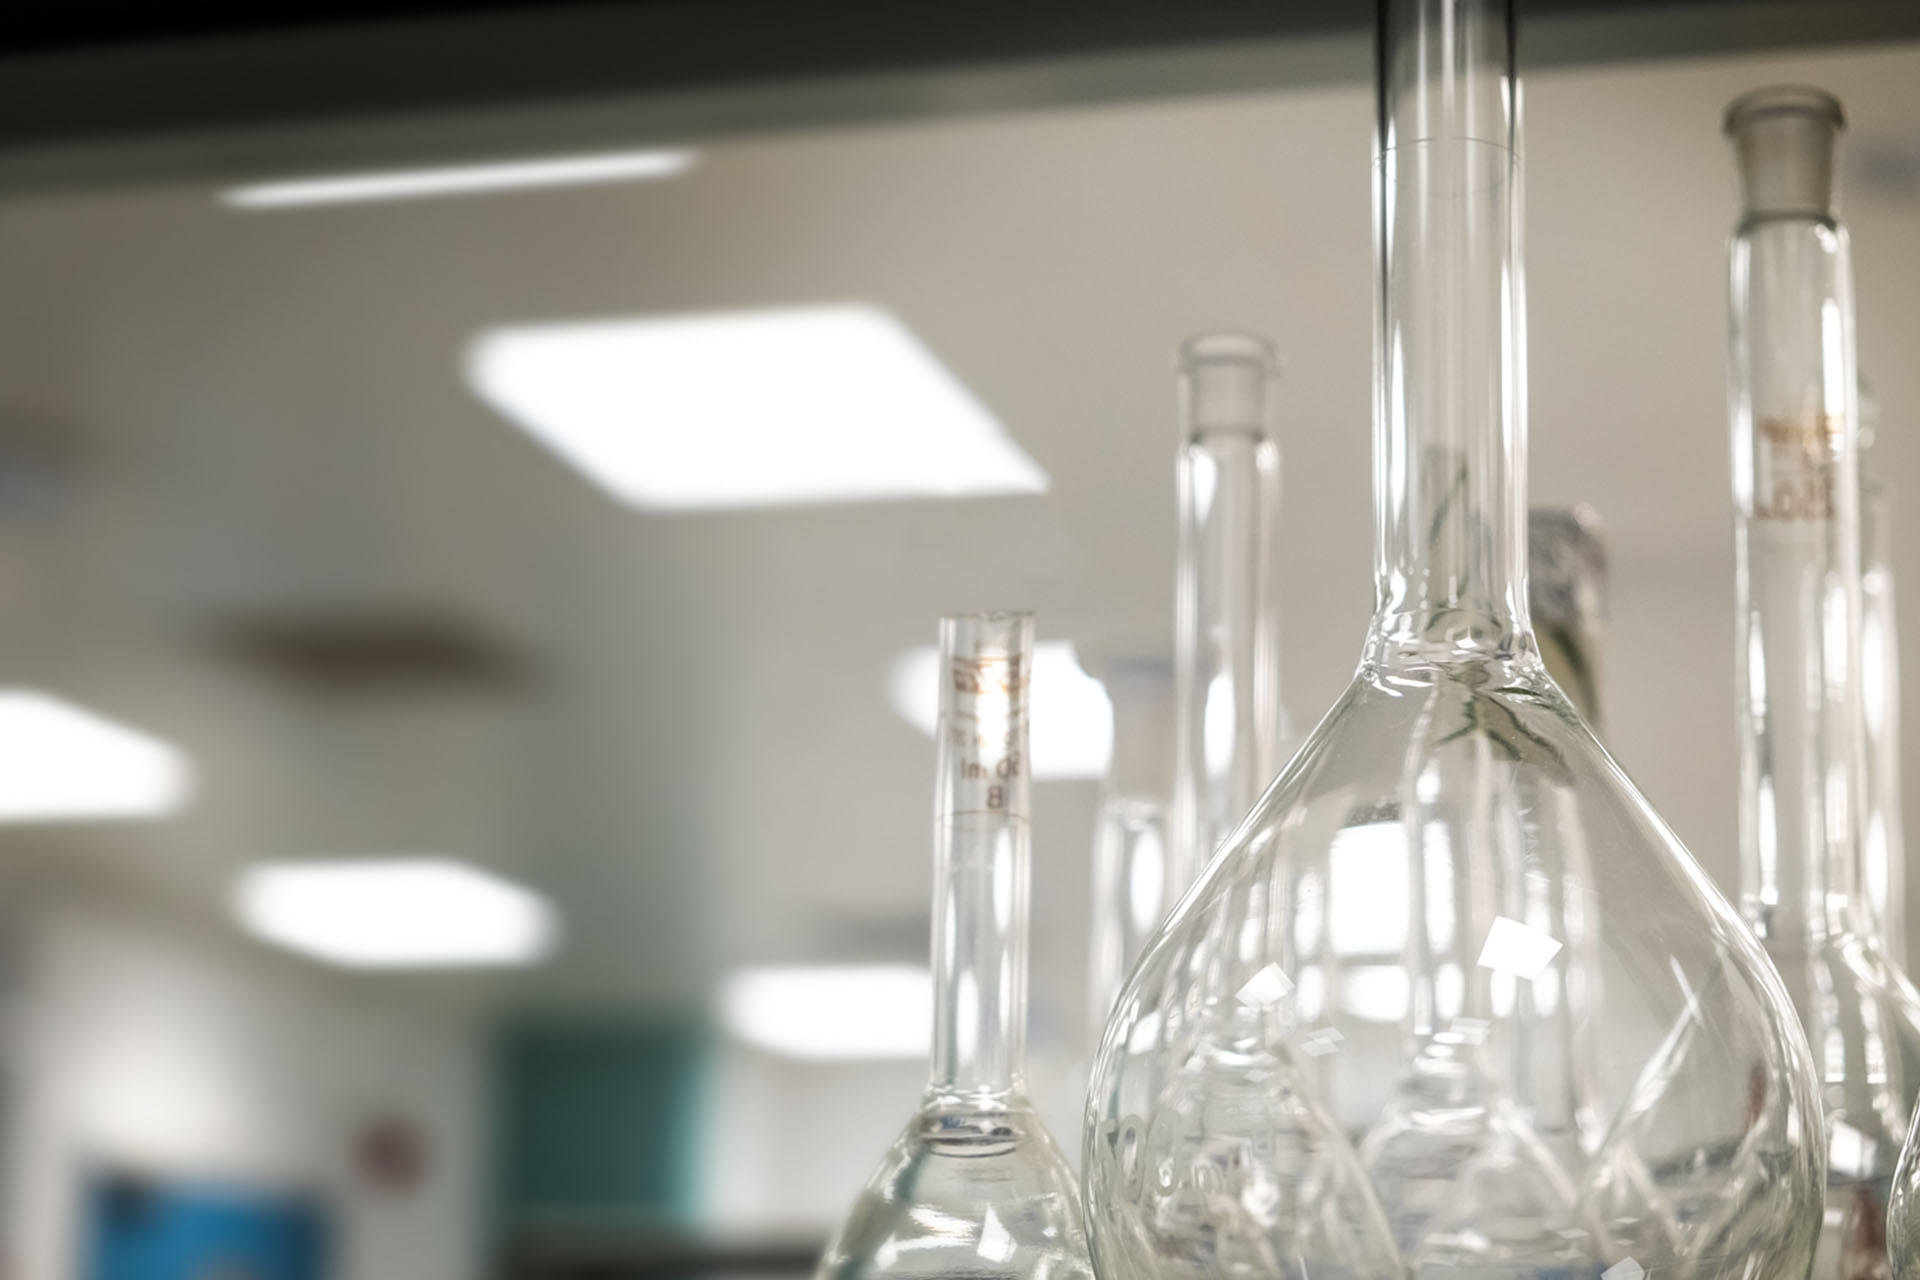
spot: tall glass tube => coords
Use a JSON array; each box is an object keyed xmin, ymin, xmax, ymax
[
  {"xmin": 1726, "ymin": 85, "xmax": 1920, "ymax": 1280},
  {"xmin": 1859, "ymin": 386, "xmax": 1906, "ymax": 964},
  {"xmin": 1085, "ymin": 5, "xmax": 1825, "ymax": 1278},
  {"xmin": 818, "ymin": 614, "xmax": 1092, "ymax": 1280},
  {"xmin": 1089, "ymin": 656, "xmax": 1177, "ymax": 1037},
  {"xmin": 1173, "ymin": 335, "xmax": 1283, "ymax": 893}
]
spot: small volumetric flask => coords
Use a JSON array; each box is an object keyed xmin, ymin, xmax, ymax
[
  {"xmin": 1174, "ymin": 333, "xmax": 1285, "ymax": 892},
  {"xmin": 1725, "ymin": 86, "xmax": 1920, "ymax": 1280},
  {"xmin": 1089, "ymin": 338, "xmax": 1288, "ymax": 1047},
  {"xmin": 1083, "ymin": 3, "xmax": 1826, "ymax": 1279},
  {"xmin": 816, "ymin": 613, "xmax": 1093, "ymax": 1280},
  {"xmin": 1089, "ymin": 656, "xmax": 1178, "ymax": 1038}
]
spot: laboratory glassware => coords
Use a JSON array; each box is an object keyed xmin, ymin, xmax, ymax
[
  {"xmin": 817, "ymin": 613, "xmax": 1092, "ymax": 1280},
  {"xmin": 1859, "ymin": 382, "xmax": 1905, "ymax": 963},
  {"xmin": 1726, "ymin": 85, "xmax": 1920, "ymax": 1280},
  {"xmin": 1090, "ymin": 656, "xmax": 1178, "ymax": 1037},
  {"xmin": 1895, "ymin": 1116, "xmax": 1920, "ymax": 1279},
  {"xmin": 1174, "ymin": 333, "xmax": 1285, "ymax": 895},
  {"xmin": 1084, "ymin": 3, "xmax": 1825, "ymax": 1279},
  {"xmin": 1527, "ymin": 506, "xmax": 1608, "ymax": 727}
]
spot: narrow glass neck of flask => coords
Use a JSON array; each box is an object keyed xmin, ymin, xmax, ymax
[
  {"xmin": 1861, "ymin": 476, "xmax": 1906, "ymax": 955},
  {"xmin": 929, "ymin": 613, "xmax": 1032, "ymax": 1098},
  {"xmin": 1728, "ymin": 106, "xmax": 1867, "ymax": 944},
  {"xmin": 1369, "ymin": 0, "xmax": 1532, "ymax": 662},
  {"xmin": 1174, "ymin": 414, "xmax": 1282, "ymax": 887}
]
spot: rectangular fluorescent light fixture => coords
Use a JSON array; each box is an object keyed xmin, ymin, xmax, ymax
[
  {"xmin": 466, "ymin": 304, "xmax": 1048, "ymax": 510},
  {"xmin": 718, "ymin": 964, "xmax": 930, "ymax": 1060},
  {"xmin": 887, "ymin": 640, "xmax": 1110, "ymax": 779},
  {"xmin": 0, "ymin": 690, "xmax": 190, "ymax": 822},
  {"xmin": 222, "ymin": 148, "xmax": 696, "ymax": 209},
  {"xmin": 232, "ymin": 858, "xmax": 557, "ymax": 969}
]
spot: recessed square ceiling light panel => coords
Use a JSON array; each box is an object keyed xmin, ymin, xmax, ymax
[
  {"xmin": 718, "ymin": 964, "xmax": 931, "ymax": 1060},
  {"xmin": 222, "ymin": 148, "xmax": 697, "ymax": 209},
  {"xmin": 465, "ymin": 304, "xmax": 1049, "ymax": 511},
  {"xmin": 0, "ymin": 690, "xmax": 191, "ymax": 822},
  {"xmin": 886, "ymin": 640, "xmax": 1111, "ymax": 780},
  {"xmin": 232, "ymin": 858, "xmax": 557, "ymax": 970}
]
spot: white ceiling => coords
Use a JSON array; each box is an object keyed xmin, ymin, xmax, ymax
[{"xmin": 0, "ymin": 35, "xmax": 1916, "ymax": 1043}]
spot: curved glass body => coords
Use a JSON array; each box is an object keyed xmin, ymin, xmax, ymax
[
  {"xmin": 1083, "ymin": 6, "xmax": 1826, "ymax": 1278},
  {"xmin": 1726, "ymin": 87, "xmax": 1920, "ymax": 1280},
  {"xmin": 1896, "ymin": 1127, "xmax": 1920, "ymax": 1278},
  {"xmin": 818, "ymin": 615, "xmax": 1092, "ymax": 1280}
]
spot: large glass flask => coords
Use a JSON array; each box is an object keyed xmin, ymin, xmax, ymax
[
  {"xmin": 1859, "ymin": 385, "xmax": 1905, "ymax": 963},
  {"xmin": 1527, "ymin": 506, "xmax": 1607, "ymax": 727},
  {"xmin": 818, "ymin": 613, "xmax": 1092, "ymax": 1280},
  {"xmin": 1090, "ymin": 656, "xmax": 1178, "ymax": 1035},
  {"xmin": 1895, "ymin": 1123, "xmax": 1920, "ymax": 1278},
  {"xmin": 1725, "ymin": 86, "xmax": 1920, "ymax": 1280},
  {"xmin": 1083, "ymin": 3, "xmax": 1825, "ymax": 1278},
  {"xmin": 1173, "ymin": 333, "xmax": 1284, "ymax": 893}
]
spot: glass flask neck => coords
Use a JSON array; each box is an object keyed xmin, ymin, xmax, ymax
[
  {"xmin": 1727, "ymin": 86, "xmax": 1843, "ymax": 224},
  {"xmin": 1174, "ymin": 333, "xmax": 1282, "ymax": 886},
  {"xmin": 1106, "ymin": 656, "xmax": 1177, "ymax": 798},
  {"xmin": 1727, "ymin": 90, "xmax": 1869, "ymax": 944},
  {"xmin": 928, "ymin": 613, "xmax": 1032, "ymax": 1099},
  {"xmin": 1861, "ymin": 466, "xmax": 1906, "ymax": 958},
  {"xmin": 1368, "ymin": 0, "xmax": 1534, "ymax": 668},
  {"xmin": 1089, "ymin": 656, "xmax": 1176, "ymax": 1036}
]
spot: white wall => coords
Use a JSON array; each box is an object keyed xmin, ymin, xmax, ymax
[{"xmin": 1, "ymin": 894, "xmax": 487, "ymax": 1280}]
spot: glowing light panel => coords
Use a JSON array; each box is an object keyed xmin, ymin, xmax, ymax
[
  {"xmin": 0, "ymin": 691, "xmax": 190, "ymax": 823},
  {"xmin": 233, "ymin": 859, "xmax": 557, "ymax": 969},
  {"xmin": 466, "ymin": 304, "xmax": 1047, "ymax": 510},
  {"xmin": 718, "ymin": 964, "xmax": 931, "ymax": 1060},
  {"xmin": 223, "ymin": 149, "xmax": 696, "ymax": 208}
]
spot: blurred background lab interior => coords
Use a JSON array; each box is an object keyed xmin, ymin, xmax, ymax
[{"xmin": 0, "ymin": 3, "xmax": 1918, "ymax": 1278}]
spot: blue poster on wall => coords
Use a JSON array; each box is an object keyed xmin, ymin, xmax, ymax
[{"xmin": 84, "ymin": 1171, "xmax": 330, "ymax": 1280}]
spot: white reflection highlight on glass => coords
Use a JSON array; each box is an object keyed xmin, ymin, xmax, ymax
[
  {"xmin": 1757, "ymin": 778, "xmax": 1780, "ymax": 907},
  {"xmin": 1127, "ymin": 1010, "xmax": 1164, "ymax": 1055},
  {"xmin": 1236, "ymin": 962, "xmax": 1294, "ymax": 1008},
  {"xmin": 977, "ymin": 1209, "xmax": 1016, "ymax": 1262},
  {"xmin": 1477, "ymin": 915, "xmax": 1563, "ymax": 979},
  {"xmin": 1203, "ymin": 671, "xmax": 1236, "ymax": 781},
  {"xmin": 1343, "ymin": 964, "xmax": 1411, "ymax": 1023},
  {"xmin": 233, "ymin": 858, "xmax": 556, "ymax": 969},
  {"xmin": 1822, "ymin": 299, "xmax": 1849, "ymax": 420},
  {"xmin": 888, "ymin": 641, "xmax": 1111, "ymax": 780},
  {"xmin": 1864, "ymin": 602, "xmax": 1889, "ymax": 736},
  {"xmin": 468, "ymin": 304, "xmax": 1048, "ymax": 511},
  {"xmin": 718, "ymin": 964, "xmax": 931, "ymax": 1060},
  {"xmin": 1127, "ymin": 828, "xmax": 1167, "ymax": 934},
  {"xmin": 1328, "ymin": 821, "xmax": 1417, "ymax": 956},
  {"xmin": 223, "ymin": 148, "xmax": 697, "ymax": 208}
]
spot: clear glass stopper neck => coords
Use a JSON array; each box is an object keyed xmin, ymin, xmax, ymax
[
  {"xmin": 1726, "ymin": 85, "xmax": 1844, "ymax": 221},
  {"xmin": 1179, "ymin": 332, "xmax": 1277, "ymax": 436}
]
